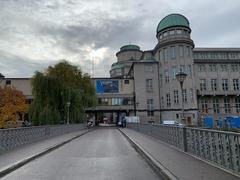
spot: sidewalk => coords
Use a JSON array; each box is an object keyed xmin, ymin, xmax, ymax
[
  {"xmin": 120, "ymin": 128, "xmax": 239, "ymax": 180},
  {"xmin": 0, "ymin": 129, "xmax": 89, "ymax": 177}
]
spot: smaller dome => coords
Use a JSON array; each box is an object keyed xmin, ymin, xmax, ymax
[
  {"xmin": 120, "ymin": 45, "xmax": 140, "ymax": 51},
  {"xmin": 157, "ymin": 14, "xmax": 189, "ymax": 33},
  {"xmin": 111, "ymin": 62, "xmax": 124, "ymax": 70}
]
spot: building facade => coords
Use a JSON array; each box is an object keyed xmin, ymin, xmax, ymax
[{"xmin": 110, "ymin": 14, "xmax": 240, "ymax": 125}]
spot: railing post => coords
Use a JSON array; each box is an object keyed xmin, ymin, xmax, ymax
[{"xmin": 183, "ymin": 127, "xmax": 188, "ymax": 152}]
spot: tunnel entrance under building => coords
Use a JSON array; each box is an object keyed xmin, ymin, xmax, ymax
[{"xmin": 85, "ymin": 109, "xmax": 131, "ymax": 126}]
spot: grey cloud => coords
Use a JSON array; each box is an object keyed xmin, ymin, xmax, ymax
[
  {"xmin": 1, "ymin": 0, "xmax": 240, "ymax": 78},
  {"xmin": 0, "ymin": 50, "xmax": 53, "ymax": 78}
]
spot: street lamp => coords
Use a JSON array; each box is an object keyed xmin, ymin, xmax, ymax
[
  {"xmin": 133, "ymin": 91, "xmax": 137, "ymax": 116},
  {"xmin": 66, "ymin": 101, "xmax": 70, "ymax": 124},
  {"xmin": 176, "ymin": 72, "xmax": 187, "ymax": 124}
]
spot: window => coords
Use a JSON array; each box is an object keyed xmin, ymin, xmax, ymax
[
  {"xmin": 163, "ymin": 32, "xmax": 168, "ymax": 37},
  {"xmin": 170, "ymin": 46, "xmax": 176, "ymax": 59},
  {"xmin": 182, "ymin": 89, "xmax": 187, "ymax": 102},
  {"xmin": 165, "ymin": 70, "xmax": 169, "ymax": 83},
  {"xmin": 180, "ymin": 65, "xmax": 185, "ymax": 73},
  {"xmin": 166, "ymin": 93, "xmax": 171, "ymax": 106},
  {"xmin": 200, "ymin": 99, "xmax": 208, "ymax": 113},
  {"xmin": 189, "ymin": 88, "xmax": 194, "ymax": 101},
  {"xmin": 163, "ymin": 48, "xmax": 168, "ymax": 61},
  {"xmin": 145, "ymin": 64, "xmax": 153, "ymax": 72},
  {"xmin": 169, "ymin": 30, "xmax": 175, "ymax": 35},
  {"xmin": 124, "ymin": 80, "xmax": 129, "ymax": 84},
  {"xmin": 165, "ymin": 76, "xmax": 169, "ymax": 83},
  {"xmin": 198, "ymin": 64, "xmax": 205, "ymax": 72},
  {"xmin": 6, "ymin": 80, "xmax": 11, "ymax": 85},
  {"xmin": 233, "ymin": 79, "xmax": 239, "ymax": 91},
  {"xmin": 222, "ymin": 79, "xmax": 228, "ymax": 91},
  {"xmin": 224, "ymin": 98, "xmax": 231, "ymax": 113},
  {"xmin": 179, "ymin": 46, "xmax": 184, "ymax": 57},
  {"xmin": 186, "ymin": 46, "xmax": 190, "ymax": 57},
  {"xmin": 213, "ymin": 98, "xmax": 220, "ymax": 113},
  {"xmin": 123, "ymin": 97, "xmax": 133, "ymax": 105},
  {"xmin": 176, "ymin": 114, "xmax": 179, "ymax": 119},
  {"xmin": 159, "ymin": 74, "xmax": 163, "ymax": 87},
  {"xmin": 100, "ymin": 98, "xmax": 109, "ymax": 106},
  {"xmin": 147, "ymin": 111, "xmax": 154, "ymax": 116},
  {"xmin": 161, "ymin": 96, "xmax": 164, "ymax": 108},
  {"xmin": 147, "ymin": 99, "xmax": 154, "ymax": 116},
  {"xmin": 231, "ymin": 64, "xmax": 238, "ymax": 72},
  {"xmin": 172, "ymin": 67, "xmax": 177, "ymax": 79},
  {"xmin": 210, "ymin": 79, "xmax": 217, "ymax": 91},
  {"xmin": 235, "ymin": 97, "xmax": 240, "ymax": 113},
  {"xmin": 174, "ymin": 90, "xmax": 179, "ymax": 103},
  {"xmin": 200, "ymin": 79, "xmax": 207, "ymax": 91},
  {"xmin": 159, "ymin": 51, "xmax": 162, "ymax": 61},
  {"xmin": 209, "ymin": 64, "xmax": 217, "ymax": 72},
  {"xmin": 221, "ymin": 64, "xmax": 228, "ymax": 72},
  {"xmin": 176, "ymin": 30, "xmax": 182, "ymax": 34},
  {"xmin": 146, "ymin": 79, "xmax": 153, "ymax": 92},
  {"xmin": 147, "ymin": 99, "xmax": 154, "ymax": 110},
  {"xmin": 187, "ymin": 65, "xmax": 192, "ymax": 75}
]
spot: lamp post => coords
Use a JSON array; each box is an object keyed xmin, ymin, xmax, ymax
[
  {"xmin": 66, "ymin": 101, "xmax": 70, "ymax": 124},
  {"xmin": 176, "ymin": 72, "xmax": 187, "ymax": 124},
  {"xmin": 133, "ymin": 91, "xmax": 137, "ymax": 116}
]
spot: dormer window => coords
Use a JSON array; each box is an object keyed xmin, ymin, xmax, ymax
[
  {"xmin": 176, "ymin": 30, "xmax": 182, "ymax": 34},
  {"xmin": 170, "ymin": 30, "xmax": 175, "ymax": 35}
]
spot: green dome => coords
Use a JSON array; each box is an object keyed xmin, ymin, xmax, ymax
[
  {"xmin": 111, "ymin": 62, "xmax": 124, "ymax": 70},
  {"xmin": 120, "ymin": 45, "xmax": 140, "ymax": 51},
  {"xmin": 157, "ymin": 14, "xmax": 189, "ymax": 33}
]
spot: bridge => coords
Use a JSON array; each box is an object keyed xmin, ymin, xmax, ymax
[{"xmin": 0, "ymin": 124, "xmax": 239, "ymax": 180}]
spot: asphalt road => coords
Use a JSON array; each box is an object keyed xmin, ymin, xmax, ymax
[{"xmin": 2, "ymin": 128, "xmax": 159, "ymax": 180}]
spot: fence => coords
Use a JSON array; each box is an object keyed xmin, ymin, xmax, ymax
[
  {"xmin": 127, "ymin": 123, "xmax": 240, "ymax": 175},
  {"xmin": 0, "ymin": 124, "xmax": 85, "ymax": 152}
]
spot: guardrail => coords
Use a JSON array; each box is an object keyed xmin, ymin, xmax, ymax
[
  {"xmin": 0, "ymin": 124, "xmax": 85, "ymax": 152},
  {"xmin": 127, "ymin": 123, "xmax": 240, "ymax": 175}
]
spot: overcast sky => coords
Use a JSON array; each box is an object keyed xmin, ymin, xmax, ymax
[{"xmin": 0, "ymin": 0, "xmax": 240, "ymax": 78}]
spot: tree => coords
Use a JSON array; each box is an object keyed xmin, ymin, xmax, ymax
[
  {"xmin": 29, "ymin": 60, "xmax": 97, "ymax": 125},
  {"xmin": 0, "ymin": 86, "xmax": 28, "ymax": 128}
]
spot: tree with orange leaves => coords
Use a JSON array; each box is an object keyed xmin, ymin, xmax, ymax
[{"xmin": 0, "ymin": 86, "xmax": 28, "ymax": 128}]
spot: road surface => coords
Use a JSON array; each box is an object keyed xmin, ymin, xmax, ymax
[{"xmin": 2, "ymin": 128, "xmax": 159, "ymax": 180}]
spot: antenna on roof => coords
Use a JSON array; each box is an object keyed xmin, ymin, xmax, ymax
[{"xmin": 92, "ymin": 57, "xmax": 95, "ymax": 77}]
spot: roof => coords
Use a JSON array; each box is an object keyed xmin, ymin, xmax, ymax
[
  {"xmin": 111, "ymin": 63, "xmax": 124, "ymax": 70},
  {"xmin": 193, "ymin": 48, "xmax": 240, "ymax": 52},
  {"xmin": 157, "ymin": 14, "xmax": 189, "ymax": 33},
  {"xmin": 120, "ymin": 45, "xmax": 140, "ymax": 51}
]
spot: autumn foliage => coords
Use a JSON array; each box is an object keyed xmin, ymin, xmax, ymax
[{"xmin": 0, "ymin": 86, "xmax": 28, "ymax": 128}]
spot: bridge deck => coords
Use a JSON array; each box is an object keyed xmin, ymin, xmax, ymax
[
  {"xmin": 1, "ymin": 128, "xmax": 159, "ymax": 180},
  {"xmin": 1, "ymin": 127, "xmax": 238, "ymax": 179}
]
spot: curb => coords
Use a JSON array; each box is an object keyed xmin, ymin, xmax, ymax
[
  {"xmin": 118, "ymin": 128, "xmax": 179, "ymax": 180},
  {"xmin": 0, "ymin": 129, "xmax": 92, "ymax": 178}
]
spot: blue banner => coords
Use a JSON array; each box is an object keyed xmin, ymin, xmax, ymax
[{"xmin": 96, "ymin": 80, "xmax": 119, "ymax": 93}]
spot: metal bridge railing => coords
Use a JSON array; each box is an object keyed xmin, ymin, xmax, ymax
[
  {"xmin": 127, "ymin": 123, "xmax": 240, "ymax": 175},
  {"xmin": 0, "ymin": 124, "xmax": 85, "ymax": 152}
]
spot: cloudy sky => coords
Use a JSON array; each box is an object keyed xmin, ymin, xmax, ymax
[{"xmin": 0, "ymin": 0, "xmax": 240, "ymax": 78}]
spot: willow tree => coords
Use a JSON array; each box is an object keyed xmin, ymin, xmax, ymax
[{"xmin": 29, "ymin": 60, "xmax": 97, "ymax": 125}]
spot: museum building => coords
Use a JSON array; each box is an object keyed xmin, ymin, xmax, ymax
[
  {"xmin": 1, "ymin": 13, "xmax": 240, "ymax": 125},
  {"xmin": 108, "ymin": 13, "xmax": 240, "ymax": 125}
]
